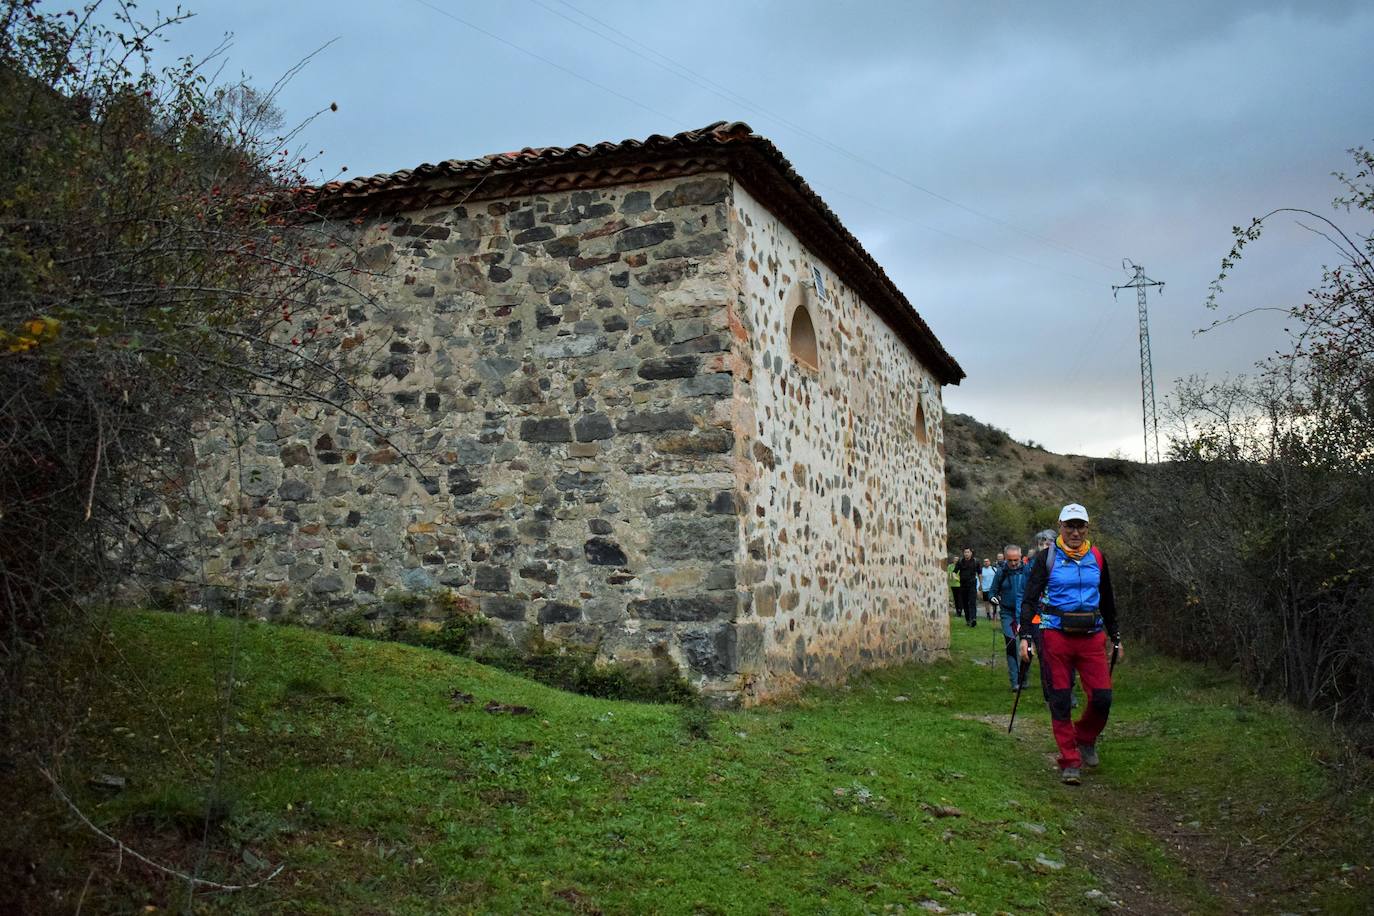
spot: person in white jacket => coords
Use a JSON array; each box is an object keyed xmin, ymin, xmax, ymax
[{"xmin": 979, "ymin": 558, "xmax": 997, "ymax": 620}]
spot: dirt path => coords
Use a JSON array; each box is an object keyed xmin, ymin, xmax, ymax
[{"xmin": 956, "ymin": 709, "xmax": 1262, "ymax": 914}]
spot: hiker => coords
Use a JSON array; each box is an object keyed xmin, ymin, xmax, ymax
[
  {"xmin": 1034, "ymin": 529, "xmax": 1055, "ymax": 556},
  {"xmin": 988, "ymin": 544, "xmax": 1032, "ymax": 691},
  {"xmin": 956, "ymin": 547, "xmax": 980, "ymax": 627},
  {"xmin": 947, "ymin": 556, "xmax": 960, "ymax": 616},
  {"xmin": 1018, "ymin": 503, "xmax": 1122, "ymax": 785},
  {"xmin": 979, "ymin": 559, "xmax": 997, "ymax": 619}
]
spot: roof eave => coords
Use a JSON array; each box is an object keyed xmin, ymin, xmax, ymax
[{"xmin": 723, "ymin": 145, "xmax": 964, "ymax": 386}]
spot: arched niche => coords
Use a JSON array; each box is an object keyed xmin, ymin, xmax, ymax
[{"xmin": 787, "ymin": 283, "xmax": 820, "ymax": 371}]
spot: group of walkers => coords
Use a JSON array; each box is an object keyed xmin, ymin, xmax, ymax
[
  {"xmin": 948, "ymin": 503, "xmax": 1124, "ymax": 785},
  {"xmin": 947, "ymin": 536, "xmax": 1051, "ymax": 628}
]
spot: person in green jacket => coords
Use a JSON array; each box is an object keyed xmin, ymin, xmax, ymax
[{"xmin": 947, "ymin": 557, "xmax": 960, "ymax": 616}]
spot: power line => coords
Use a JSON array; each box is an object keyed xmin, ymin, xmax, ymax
[
  {"xmin": 539, "ymin": 0, "xmax": 1120, "ymax": 273},
  {"xmin": 813, "ymin": 181, "xmax": 1100, "ymax": 288},
  {"xmin": 1061, "ymin": 308, "xmax": 1121, "ymax": 389},
  {"xmin": 409, "ymin": 0, "xmax": 683, "ymax": 127},
  {"xmin": 406, "ymin": 0, "xmax": 1110, "ymax": 286}
]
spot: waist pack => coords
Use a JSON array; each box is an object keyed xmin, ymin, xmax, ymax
[{"xmin": 1058, "ymin": 610, "xmax": 1101, "ymax": 633}]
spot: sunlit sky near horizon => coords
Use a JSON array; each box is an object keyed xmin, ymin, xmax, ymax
[{"xmin": 133, "ymin": 0, "xmax": 1374, "ymax": 459}]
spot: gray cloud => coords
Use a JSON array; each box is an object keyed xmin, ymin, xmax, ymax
[{"xmin": 144, "ymin": 0, "xmax": 1374, "ymax": 457}]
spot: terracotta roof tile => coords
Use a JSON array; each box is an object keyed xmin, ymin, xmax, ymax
[{"xmin": 321, "ymin": 122, "xmax": 757, "ymax": 197}]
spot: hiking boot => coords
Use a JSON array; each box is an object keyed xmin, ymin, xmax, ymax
[
  {"xmin": 1061, "ymin": 767, "xmax": 1082, "ymax": 785},
  {"xmin": 1079, "ymin": 744, "xmax": 1100, "ymax": 768}
]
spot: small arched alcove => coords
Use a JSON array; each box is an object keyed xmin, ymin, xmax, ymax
[
  {"xmin": 789, "ymin": 297, "xmax": 819, "ymax": 371},
  {"xmin": 914, "ymin": 397, "xmax": 929, "ymax": 445}
]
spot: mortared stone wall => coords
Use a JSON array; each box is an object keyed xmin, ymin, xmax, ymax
[
  {"xmin": 727, "ymin": 185, "xmax": 949, "ymax": 702},
  {"xmin": 163, "ymin": 171, "xmax": 948, "ymax": 704}
]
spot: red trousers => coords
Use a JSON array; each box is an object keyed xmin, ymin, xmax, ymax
[{"xmin": 1037, "ymin": 629, "xmax": 1113, "ymax": 769}]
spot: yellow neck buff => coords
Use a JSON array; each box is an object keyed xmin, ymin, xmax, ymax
[{"xmin": 1056, "ymin": 534, "xmax": 1091, "ymax": 561}]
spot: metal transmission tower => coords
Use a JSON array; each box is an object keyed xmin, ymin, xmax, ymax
[{"xmin": 1112, "ymin": 261, "xmax": 1165, "ymax": 463}]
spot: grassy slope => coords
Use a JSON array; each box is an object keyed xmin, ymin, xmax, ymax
[{"xmin": 6, "ymin": 612, "xmax": 1371, "ymax": 914}]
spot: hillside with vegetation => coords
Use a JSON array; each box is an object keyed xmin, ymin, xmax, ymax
[{"xmin": 941, "ymin": 412, "xmax": 1138, "ymax": 555}]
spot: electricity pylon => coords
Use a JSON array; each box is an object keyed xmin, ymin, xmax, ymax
[{"xmin": 1113, "ymin": 260, "xmax": 1165, "ymax": 463}]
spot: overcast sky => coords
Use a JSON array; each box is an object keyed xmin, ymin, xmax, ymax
[{"xmin": 139, "ymin": 0, "xmax": 1373, "ymax": 459}]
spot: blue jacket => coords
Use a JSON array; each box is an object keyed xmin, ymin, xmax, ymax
[
  {"xmin": 988, "ymin": 561, "xmax": 1032, "ymax": 615},
  {"xmin": 1018, "ymin": 543, "xmax": 1120, "ymax": 639}
]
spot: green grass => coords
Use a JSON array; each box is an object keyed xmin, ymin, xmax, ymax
[{"xmin": 5, "ymin": 611, "xmax": 1371, "ymax": 914}]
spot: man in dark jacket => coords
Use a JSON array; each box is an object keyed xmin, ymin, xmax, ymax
[
  {"xmin": 1017, "ymin": 504, "xmax": 1123, "ymax": 785},
  {"xmin": 955, "ymin": 547, "xmax": 980, "ymax": 627}
]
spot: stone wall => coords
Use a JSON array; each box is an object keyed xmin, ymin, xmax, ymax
[
  {"xmin": 164, "ymin": 170, "xmax": 949, "ymax": 704},
  {"xmin": 176, "ymin": 174, "xmax": 751, "ymax": 699},
  {"xmin": 728, "ymin": 184, "xmax": 949, "ymax": 701}
]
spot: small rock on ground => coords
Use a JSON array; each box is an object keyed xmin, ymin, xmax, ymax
[{"xmin": 1034, "ymin": 853, "xmax": 1066, "ymax": 872}]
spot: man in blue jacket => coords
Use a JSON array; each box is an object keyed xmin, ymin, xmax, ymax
[
  {"xmin": 1017, "ymin": 503, "xmax": 1123, "ymax": 785},
  {"xmin": 987, "ymin": 544, "xmax": 1032, "ymax": 690}
]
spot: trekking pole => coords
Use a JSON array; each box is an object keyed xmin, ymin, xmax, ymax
[
  {"xmin": 989, "ymin": 597, "xmax": 1001, "ymax": 668},
  {"xmin": 1007, "ymin": 644, "xmax": 1034, "ymax": 733},
  {"xmin": 1110, "ymin": 640, "xmax": 1120, "ymax": 675}
]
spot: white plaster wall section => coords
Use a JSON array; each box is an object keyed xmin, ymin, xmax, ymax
[{"xmin": 731, "ymin": 184, "xmax": 949, "ymax": 699}]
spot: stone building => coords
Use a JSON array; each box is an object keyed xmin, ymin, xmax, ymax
[{"xmin": 187, "ymin": 122, "xmax": 963, "ymax": 704}]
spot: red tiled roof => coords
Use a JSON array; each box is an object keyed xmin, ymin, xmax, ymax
[{"xmin": 316, "ymin": 122, "xmax": 963, "ymax": 385}]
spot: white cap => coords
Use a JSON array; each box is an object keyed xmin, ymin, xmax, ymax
[{"xmin": 1058, "ymin": 503, "xmax": 1089, "ymax": 522}]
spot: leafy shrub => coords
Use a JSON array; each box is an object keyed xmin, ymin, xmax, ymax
[
  {"xmin": 947, "ymin": 488, "xmax": 1066, "ymax": 556},
  {"xmin": 474, "ymin": 632, "xmax": 696, "ymax": 705},
  {"xmin": 0, "ymin": 3, "xmax": 378, "ymax": 700},
  {"xmin": 1091, "ymin": 458, "xmax": 1135, "ymax": 479},
  {"xmin": 416, "ymin": 595, "xmax": 491, "ymax": 656},
  {"xmin": 323, "ymin": 609, "xmax": 372, "ymax": 638},
  {"xmin": 972, "ymin": 421, "xmax": 1010, "ymax": 456},
  {"xmin": 305, "ymin": 590, "xmax": 696, "ymax": 705},
  {"xmin": 1114, "ymin": 145, "xmax": 1374, "ymax": 723}
]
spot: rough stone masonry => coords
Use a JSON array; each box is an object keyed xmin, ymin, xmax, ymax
[{"xmin": 166, "ymin": 123, "xmax": 964, "ymax": 704}]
